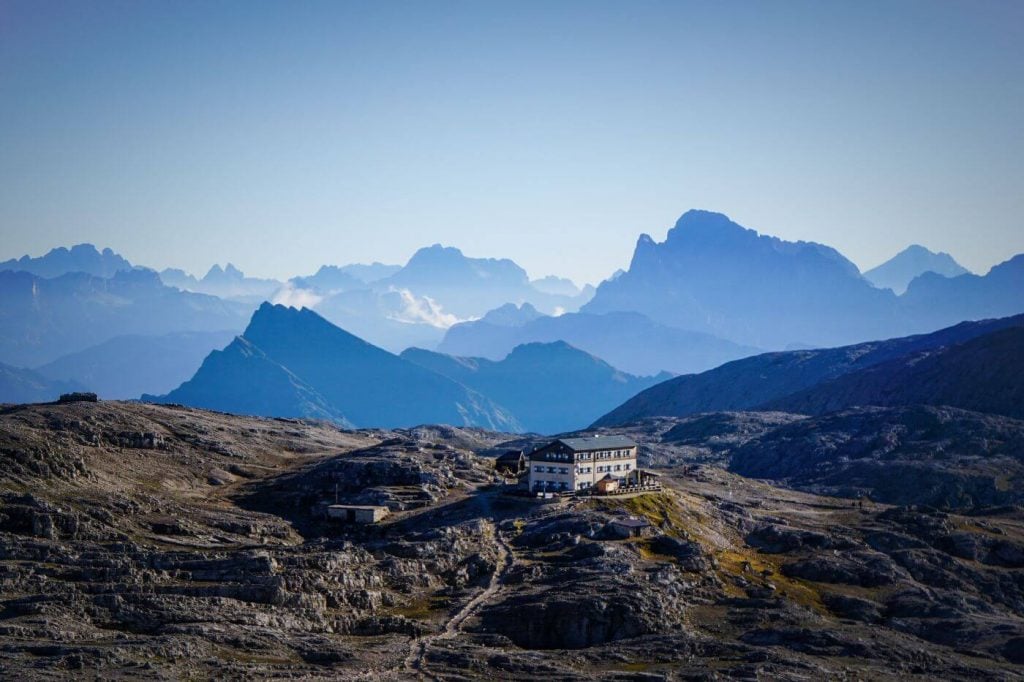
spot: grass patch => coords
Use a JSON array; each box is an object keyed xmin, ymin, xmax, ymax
[
  {"xmin": 590, "ymin": 492, "xmax": 689, "ymax": 537},
  {"xmin": 632, "ymin": 537, "xmax": 677, "ymax": 563},
  {"xmin": 716, "ymin": 548, "xmax": 824, "ymax": 611}
]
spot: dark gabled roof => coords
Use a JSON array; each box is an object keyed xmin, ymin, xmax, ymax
[{"xmin": 556, "ymin": 435, "xmax": 637, "ymax": 452}]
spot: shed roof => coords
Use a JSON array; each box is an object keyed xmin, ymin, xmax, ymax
[
  {"xmin": 610, "ymin": 517, "xmax": 651, "ymax": 528},
  {"xmin": 554, "ymin": 435, "xmax": 637, "ymax": 452},
  {"xmin": 328, "ymin": 505, "xmax": 389, "ymax": 511}
]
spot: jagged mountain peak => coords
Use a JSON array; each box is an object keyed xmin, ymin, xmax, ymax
[
  {"xmin": 585, "ymin": 210, "xmax": 881, "ymax": 348},
  {"xmin": 479, "ymin": 302, "xmax": 543, "ymax": 327}
]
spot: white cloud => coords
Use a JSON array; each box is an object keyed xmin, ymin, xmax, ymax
[
  {"xmin": 271, "ymin": 283, "xmax": 323, "ymax": 309},
  {"xmin": 385, "ymin": 287, "xmax": 462, "ymax": 328}
]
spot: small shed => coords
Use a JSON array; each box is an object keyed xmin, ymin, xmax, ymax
[
  {"xmin": 607, "ymin": 516, "xmax": 652, "ymax": 539},
  {"xmin": 327, "ymin": 505, "xmax": 389, "ymax": 524},
  {"xmin": 594, "ymin": 474, "xmax": 620, "ymax": 495},
  {"xmin": 495, "ymin": 450, "xmax": 526, "ymax": 475}
]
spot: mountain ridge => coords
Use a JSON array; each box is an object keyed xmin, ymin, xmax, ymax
[
  {"xmin": 149, "ymin": 303, "xmax": 520, "ymax": 430},
  {"xmin": 594, "ymin": 313, "xmax": 1024, "ymax": 426},
  {"xmin": 401, "ymin": 340, "xmax": 668, "ymax": 433}
]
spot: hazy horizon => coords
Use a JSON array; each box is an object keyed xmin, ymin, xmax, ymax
[
  {"xmin": 2, "ymin": 1, "xmax": 1022, "ymax": 284},
  {"xmin": 1, "ymin": 209, "xmax": 1021, "ymax": 287}
]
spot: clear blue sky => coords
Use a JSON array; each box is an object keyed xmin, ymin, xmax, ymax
[{"xmin": 1, "ymin": 1, "xmax": 1021, "ymax": 285}]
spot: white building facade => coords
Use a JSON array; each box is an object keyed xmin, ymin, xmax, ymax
[{"xmin": 527, "ymin": 436, "xmax": 638, "ymax": 493}]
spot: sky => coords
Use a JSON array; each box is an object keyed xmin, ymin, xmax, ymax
[{"xmin": 1, "ymin": 1, "xmax": 1022, "ymax": 285}]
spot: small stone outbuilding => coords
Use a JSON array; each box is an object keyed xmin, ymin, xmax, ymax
[{"xmin": 327, "ymin": 505, "xmax": 389, "ymax": 524}]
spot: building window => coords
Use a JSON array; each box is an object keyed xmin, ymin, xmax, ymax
[
  {"xmin": 625, "ymin": 463, "xmax": 631, "ymax": 470},
  {"xmin": 534, "ymin": 466, "xmax": 544, "ymax": 472},
  {"xmin": 558, "ymin": 467, "xmax": 568, "ymax": 474}
]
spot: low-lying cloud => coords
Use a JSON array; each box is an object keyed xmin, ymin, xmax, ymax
[{"xmin": 271, "ymin": 283, "xmax": 323, "ymax": 310}]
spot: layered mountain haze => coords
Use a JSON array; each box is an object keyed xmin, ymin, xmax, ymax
[
  {"xmin": 401, "ymin": 341, "xmax": 669, "ymax": 433},
  {"xmin": 0, "ymin": 268, "xmax": 249, "ymax": 367},
  {"xmin": 439, "ymin": 308, "xmax": 758, "ymax": 376},
  {"xmin": 34, "ymin": 330, "xmax": 238, "ymax": 399},
  {"xmin": 378, "ymin": 244, "xmax": 593, "ymax": 318},
  {"xmin": 159, "ymin": 263, "xmax": 282, "ymax": 303},
  {"xmin": 864, "ymin": 244, "xmax": 970, "ymax": 294},
  {"xmin": 309, "ymin": 286, "xmax": 456, "ymax": 353},
  {"xmin": 0, "ymin": 362, "xmax": 84, "ymax": 404},
  {"xmin": 900, "ymin": 254, "xmax": 1024, "ymax": 331},
  {"xmin": 149, "ymin": 303, "xmax": 520, "ymax": 430}
]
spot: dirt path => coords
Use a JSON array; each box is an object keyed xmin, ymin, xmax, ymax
[{"xmin": 367, "ymin": 492, "xmax": 516, "ymax": 681}]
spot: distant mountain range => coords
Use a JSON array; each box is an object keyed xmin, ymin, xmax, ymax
[
  {"xmin": 149, "ymin": 304, "xmax": 680, "ymax": 433},
  {"xmin": 2, "ymin": 212, "xmax": 1020, "ymax": 402},
  {"xmin": 0, "ymin": 244, "xmax": 133, "ymax": 279},
  {"xmin": 159, "ymin": 264, "xmax": 282, "ymax": 303},
  {"xmin": 401, "ymin": 341, "xmax": 669, "ymax": 433},
  {"xmin": 899, "ymin": 255, "xmax": 1024, "ymax": 332},
  {"xmin": 863, "ymin": 244, "xmax": 969, "ymax": 294},
  {"xmin": 595, "ymin": 313, "xmax": 1024, "ymax": 426},
  {"xmin": 437, "ymin": 306, "xmax": 758, "ymax": 376},
  {"xmin": 147, "ymin": 303, "xmax": 520, "ymax": 430},
  {"xmin": 0, "ymin": 268, "xmax": 249, "ymax": 367}
]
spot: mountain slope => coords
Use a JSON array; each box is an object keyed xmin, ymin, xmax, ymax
[
  {"xmin": 582, "ymin": 210, "xmax": 901, "ymax": 348},
  {"xmin": 765, "ymin": 325, "xmax": 1024, "ymax": 419},
  {"xmin": 438, "ymin": 310, "xmax": 757, "ymax": 376},
  {"xmin": 150, "ymin": 336, "xmax": 350, "ymax": 424},
  {"xmin": 150, "ymin": 303, "xmax": 520, "ymax": 430},
  {"xmin": 864, "ymin": 245, "xmax": 969, "ymax": 294},
  {"xmin": 594, "ymin": 314, "xmax": 1024, "ymax": 426},
  {"xmin": 0, "ymin": 243, "xmax": 133, "ymax": 279},
  {"xmin": 0, "ymin": 269, "xmax": 250, "ymax": 367},
  {"xmin": 35, "ymin": 330, "xmax": 238, "ymax": 399},
  {"xmin": 401, "ymin": 341, "xmax": 668, "ymax": 433}
]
